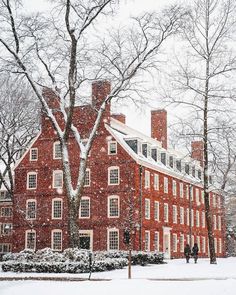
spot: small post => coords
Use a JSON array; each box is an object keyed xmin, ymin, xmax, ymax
[
  {"xmin": 88, "ymin": 251, "xmax": 92, "ymax": 280},
  {"xmin": 124, "ymin": 228, "xmax": 131, "ymax": 279},
  {"xmin": 128, "ymin": 248, "xmax": 132, "ymax": 279}
]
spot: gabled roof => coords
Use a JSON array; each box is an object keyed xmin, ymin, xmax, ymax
[{"xmin": 106, "ymin": 118, "xmax": 203, "ymax": 186}]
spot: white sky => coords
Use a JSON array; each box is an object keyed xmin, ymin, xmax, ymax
[{"xmin": 22, "ymin": 0, "xmax": 188, "ymax": 137}]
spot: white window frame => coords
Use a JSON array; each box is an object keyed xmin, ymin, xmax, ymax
[
  {"xmin": 164, "ymin": 203, "xmax": 169, "ymax": 222},
  {"xmin": 197, "ymin": 236, "xmax": 201, "ymax": 252},
  {"xmin": 53, "ymin": 170, "xmax": 63, "ymax": 189},
  {"xmin": 219, "ymin": 238, "xmax": 222, "ymax": 254},
  {"xmin": 52, "ymin": 198, "xmax": 63, "ymax": 219},
  {"xmin": 164, "ymin": 177, "xmax": 168, "ymax": 193},
  {"xmin": 180, "ymin": 183, "xmax": 184, "ymax": 198},
  {"xmin": 213, "ymin": 215, "xmax": 217, "ymax": 230},
  {"xmin": 201, "ymin": 190, "xmax": 204, "ymax": 204},
  {"xmin": 144, "ymin": 230, "xmax": 150, "ymax": 251},
  {"xmin": 154, "ymin": 201, "xmax": 159, "ymax": 221},
  {"xmin": 107, "ymin": 228, "xmax": 119, "ymax": 251},
  {"xmin": 51, "ymin": 229, "xmax": 62, "ymax": 251},
  {"xmin": 145, "ymin": 198, "xmax": 150, "ymax": 220},
  {"xmin": 218, "ymin": 215, "xmax": 221, "ymax": 230},
  {"xmin": 79, "ymin": 197, "xmax": 90, "ymax": 219},
  {"xmin": 53, "ymin": 141, "xmax": 62, "ymax": 159},
  {"xmin": 202, "ymin": 211, "xmax": 205, "ymax": 228},
  {"xmin": 172, "ymin": 180, "xmax": 177, "ymax": 196},
  {"xmin": 173, "ymin": 205, "xmax": 177, "ymax": 224},
  {"xmin": 0, "ymin": 223, "xmax": 12, "ymax": 235},
  {"xmin": 154, "ymin": 174, "xmax": 159, "ymax": 190},
  {"xmin": 0, "ymin": 207, "xmax": 12, "ymax": 217},
  {"xmin": 27, "ymin": 172, "xmax": 37, "ymax": 190},
  {"xmin": 84, "ymin": 168, "xmax": 91, "ymax": 187},
  {"xmin": 196, "ymin": 188, "xmax": 200, "ymax": 204},
  {"xmin": 172, "ymin": 233, "xmax": 177, "ymax": 252},
  {"xmin": 180, "ymin": 207, "xmax": 184, "ymax": 225},
  {"xmin": 154, "ymin": 231, "xmax": 159, "ymax": 252},
  {"xmin": 26, "ymin": 199, "xmax": 37, "ymax": 220},
  {"xmin": 186, "ymin": 208, "xmax": 190, "ymax": 226},
  {"xmin": 191, "ymin": 209, "xmax": 194, "ymax": 227},
  {"xmin": 30, "ymin": 148, "xmax": 38, "ymax": 161},
  {"xmin": 214, "ymin": 237, "xmax": 217, "ymax": 253},
  {"xmin": 144, "ymin": 170, "xmax": 150, "ymax": 188},
  {"xmin": 202, "ymin": 236, "xmax": 206, "ymax": 253},
  {"xmin": 196, "ymin": 210, "xmax": 200, "ymax": 227},
  {"xmin": 186, "ymin": 184, "xmax": 189, "ymax": 199},
  {"xmin": 108, "ymin": 195, "xmax": 119, "ymax": 218},
  {"xmin": 108, "ymin": 141, "xmax": 117, "ymax": 155},
  {"xmin": 180, "ymin": 234, "xmax": 184, "ymax": 253},
  {"xmin": 25, "ymin": 230, "xmax": 36, "ymax": 250},
  {"xmin": 108, "ymin": 166, "xmax": 120, "ymax": 185}
]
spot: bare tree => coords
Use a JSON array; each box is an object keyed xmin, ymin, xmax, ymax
[
  {"xmin": 0, "ymin": 74, "xmax": 39, "ymax": 198},
  {"xmin": 0, "ymin": 0, "xmax": 187, "ymax": 247},
  {"xmin": 164, "ymin": 0, "xmax": 236, "ymax": 264}
]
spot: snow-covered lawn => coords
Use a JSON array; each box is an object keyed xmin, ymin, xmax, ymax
[{"xmin": 1, "ymin": 258, "xmax": 236, "ymax": 295}]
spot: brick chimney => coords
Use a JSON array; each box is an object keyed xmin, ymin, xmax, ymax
[
  {"xmin": 191, "ymin": 141, "xmax": 204, "ymax": 167},
  {"xmin": 112, "ymin": 113, "xmax": 126, "ymax": 124},
  {"xmin": 92, "ymin": 80, "xmax": 111, "ymax": 109},
  {"xmin": 151, "ymin": 109, "xmax": 167, "ymax": 149},
  {"xmin": 42, "ymin": 87, "xmax": 60, "ymax": 110}
]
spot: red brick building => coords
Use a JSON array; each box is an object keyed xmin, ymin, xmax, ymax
[{"xmin": 8, "ymin": 80, "xmax": 226, "ymax": 258}]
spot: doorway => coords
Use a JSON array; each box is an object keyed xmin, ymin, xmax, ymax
[{"xmin": 79, "ymin": 230, "xmax": 93, "ymax": 250}]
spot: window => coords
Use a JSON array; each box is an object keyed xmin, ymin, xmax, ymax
[
  {"xmin": 180, "ymin": 183, "xmax": 184, "ymax": 198},
  {"xmin": 190, "ymin": 186, "xmax": 194, "ymax": 201},
  {"xmin": 145, "ymin": 199, "xmax": 150, "ymax": 219},
  {"xmin": 185, "ymin": 164, "xmax": 190, "ymax": 175},
  {"xmin": 0, "ymin": 207, "xmax": 12, "ymax": 217},
  {"xmin": 108, "ymin": 141, "xmax": 117, "ymax": 155},
  {"xmin": 0, "ymin": 223, "xmax": 12, "ymax": 235},
  {"xmin": 52, "ymin": 230, "xmax": 62, "ymax": 251},
  {"xmin": 30, "ymin": 148, "xmax": 38, "ymax": 161},
  {"xmin": 172, "ymin": 233, "xmax": 177, "ymax": 252},
  {"xmin": 84, "ymin": 169, "xmax": 90, "ymax": 187},
  {"xmin": 186, "ymin": 185, "xmax": 189, "ymax": 199},
  {"xmin": 172, "ymin": 180, "xmax": 177, "ymax": 196},
  {"xmin": 202, "ymin": 211, "xmax": 205, "ymax": 228},
  {"xmin": 219, "ymin": 238, "xmax": 222, "ymax": 254},
  {"xmin": 187, "ymin": 235, "xmax": 190, "ymax": 245},
  {"xmin": 154, "ymin": 231, "xmax": 159, "ymax": 252},
  {"xmin": 53, "ymin": 142, "xmax": 62, "ymax": 159},
  {"xmin": 213, "ymin": 215, "xmax": 217, "ymax": 230},
  {"xmin": 79, "ymin": 197, "xmax": 90, "ymax": 218},
  {"xmin": 0, "ymin": 243, "xmax": 11, "ymax": 253},
  {"xmin": 144, "ymin": 231, "xmax": 150, "ymax": 251},
  {"xmin": 53, "ymin": 170, "xmax": 63, "ymax": 188},
  {"xmin": 214, "ymin": 238, "xmax": 217, "ymax": 253},
  {"xmin": 0, "ymin": 191, "xmax": 11, "ymax": 201},
  {"xmin": 108, "ymin": 229, "xmax": 119, "ymax": 250},
  {"xmin": 52, "ymin": 198, "xmax": 62, "ymax": 219},
  {"xmin": 186, "ymin": 208, "xmax": 189, "ymax": 226},
  {"xmin": 26, "ymin": 200, "xmax": 36, "ymax": 220},
  {"xmin": 213, "ymin": 194, "xmax": 217, "ymax": 207},
  {"xmin": 164, "ymin": 203, "xmax": 168, "ymax": 222},
  {"xmin": 27, "ymin": 172, "xmax": 37, "ymax": 189},
  {"xmin": 197, "ymin": 236, "xmax": 200, "ymax": 252},
  {"xmin": 196, "ymin": 210, "xmax": 200, "ymax": 227},
  {"xmin": 196, "ymin": 188, "xmax": 200, "ymax": 204},
  {"xmin": 180, "ymin": 234, "xmax": 184, "ymax": 252},
  {"xmin": 217, "ymin": 196, "xmax": 221, "ymax": 208},
  {"xmin": 154, "ymin": 201, "xmax": 159, "ymax": 221},
  {"xmin": 191, "ymin": 236, "xmax": 194, "ymax": 247},
  {"xmin": 176, "ymin": 160, "xmax": 181, "ymax": 171},
  {"xmin": 169, "ymin": 156, "xmax": 174, "ymax": 168},
  {"xmin": 218, "ymin": 216, "xmax": 221, "ymax": 230},
  {"xmin": 108, "ymin": 196, "xmax": 119, "ymax": 218},
  {"xmin": 180, "ymin": 207, "xmax": 184, "ymax": 224},
  {"xmin": 161, "ymin": 152, "xmax": 166, "ymax": 165},
  {"xmin": 108, "ymin": 167, "xmax": 119, "ymax": 185},
  {"xmin": 144, "ymin": 170, "xmax": 150, "ymax": 188},
  {"xmin": 164, "ymin": 177, "xmax": 168, "ymax": 193},
  {"xmin": 173, "ymin": 205, "xmax": 177, "ymax": 224},
  {"xmin": 202, "ymin": 236, "xmax": 206, "ymax": 253},
  {"xmin": 191, "ymin": 209, "xmax": 194, "ymax": 227},
  {"xmin": 25, "ymin": 230, "xmax": 36, "ymax": 250},
  {"xmin": 201, "ymin": 190, "xmax": 204, "ymax": 204},
  {"xmin": 154, "ymin": 174, "xmax": 159, "ymax": 190}
]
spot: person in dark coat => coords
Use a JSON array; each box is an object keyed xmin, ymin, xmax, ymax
[
  {"xmin": 184, "ymin": 244, "xmax": 191, "ymax": 263},
  {"xmin": 192, "ymin": 243, "xmax": 199, "ymax": 263}
]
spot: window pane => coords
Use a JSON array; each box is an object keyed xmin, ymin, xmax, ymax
[{"xmin": 108, "ymin": 230, "xmax": 119, "ymax": 250}]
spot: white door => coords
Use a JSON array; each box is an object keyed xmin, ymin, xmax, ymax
[{"xmin": 163, "ymin": 232, "xmax": 171, "ymax": 259}]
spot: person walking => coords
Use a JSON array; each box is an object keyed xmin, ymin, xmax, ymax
[
  {"xmin": 192, "ymin": 243, "xmax": 199, "ymax": 264},
  {"xmin": 184, "ymin": 244, "xmax": 191, "ymax": 263}
]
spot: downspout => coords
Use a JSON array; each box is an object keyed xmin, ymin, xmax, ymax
[{"xmin": 139, "ymin": 165, "xmax": 143, "ymax": 251}]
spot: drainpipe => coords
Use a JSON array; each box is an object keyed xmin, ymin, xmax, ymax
[{"xmin": 139, "ymin": 165, "xmax": 143, "ymax": 251}]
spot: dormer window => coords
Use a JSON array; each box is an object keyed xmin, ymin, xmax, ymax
[
  {"xmin": 125, "ymin": 138, "xmax": 142, "ymax": 154},
  {"xmin": 198, "ymin": 169, "xmax": 202, "ymax": 180},
  {"xmin": 176, "ymin": 160, "xmax": 181, "ymax": 172},
  {"xmin": 169, "ymin": 156, "xmax": 174, "ymax": 168},
  {"xmin": 161, "ymin": 152, "xmax": 166, "ymax": 165},
  {"xmin": 185, "ymin": 164, "xmax": 190, "ymax": 175},
  {"xmin": 151, "ymin": 148, "xmax": 158, "ymax": 161},
  {"xmin": 142, "ymin": 143, "xmax": 151, "ymax": 158},
  {"xmin": 192, "ymin": 166, "xmax": 196, "ymax": 177},
  {"xmin": 209, "ymin": 175, "xmax": 213, "ymax": 185}
]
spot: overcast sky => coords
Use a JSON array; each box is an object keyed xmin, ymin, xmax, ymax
[{"xmin": 22, "ymin": 0, "xmax": 188, "ymax": 137}]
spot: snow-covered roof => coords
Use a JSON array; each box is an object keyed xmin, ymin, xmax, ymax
[{"xmin": 107, "ymin": 118, "xmax": 203, "ymax": 186}]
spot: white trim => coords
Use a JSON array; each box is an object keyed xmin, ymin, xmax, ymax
[
  {"xmin": 26, "ymin": 199, "xmax": 37, "ymax": 220},
  {"xmin": 144, "ymin": 230, "xmax": 150, "ymax": 251},
  {"xmin": 79, "ymin": 196, "xmax": 90, "ymax": 219},
  {"xmin": 51, "ymin": 229, "xmax": 62, "ymax": 251},
  {"xmin": 172, "ymin": 233, "xmax": 177, "ymax": 252},
  {"xmin": 154, "ymin": 201, "xmax": 160, "ymax": 221},
  {"xmin": 53, "ymin": 141, "xmax": 62, "ymax": 159},
  {"xmin": 30, "ymin": 148, "xmax": 38, "ymax": 161},
  {"xmin": 79, "ymin": 230, "xmax": 93, "ymax": 251},
  {"xmin": 108, "ymin": 166, "xmax": 120, "ymax": 185},
  {"xmin": 27, "ymin": 172, "xmax": 37, "ymax": 190},
  {"xmin": 14, "ymin": 132, "xmax": 41, "ymax": 170},
  {"xmin": 164, "ymin": 203, "xmax": 169, "ymax": 222},
  {"xmin": 107, "ymin": 228, "xmax": 119, "ymax": 251},
  {"xmin": 108, "ymin": 141, "xmax": 117, "ymax": 155},
  {"xmin": 25, "ymin": 229, "xmax": 36, "ymax": 250},
  {"xmin": 145, "ymin": 198, "xmax": 150, "ymax": 220},
  {"xmin": 84, "ymin": 168, "xmax": 91, "ymax": 187},
  {"xmin": 108, "ymin": 195, "xmax": 120, "ymax": 218},
  {"xmin": 52, "ymin": 198, "xmax": 63, "ymax": 220},
  {"xmin": 52, "ymin": 170, "xmax": 63, "ymax": 189}
]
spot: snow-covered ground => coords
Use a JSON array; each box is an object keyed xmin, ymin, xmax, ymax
[{"xmin": 1, "ymin": 258, "xmax": 236, "ymax": 295}]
